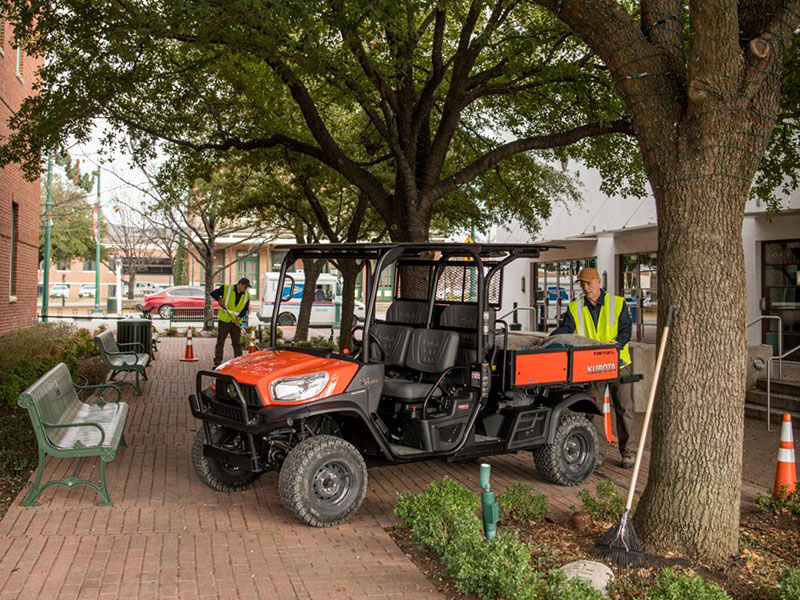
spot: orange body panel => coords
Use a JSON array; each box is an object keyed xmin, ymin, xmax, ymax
[
  {"xmin": 570, "ymin": 348, "xmax": 619, "ymax": 383},
  {"xmin": 514, "ymin": 352, "xmax": 569, "ymax": 386},
  {"xmin": 216, "ymin": 350, "xmax": 359, "ymax": 406}
]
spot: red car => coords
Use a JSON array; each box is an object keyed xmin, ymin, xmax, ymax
[{"xmin": 142, "ymin": 286, "xmax": 219, "ymax": 318}]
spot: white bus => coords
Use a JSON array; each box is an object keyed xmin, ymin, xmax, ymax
[{"xmin": 256, "ymin": 272, "xmax": 366, "ymax": 326}]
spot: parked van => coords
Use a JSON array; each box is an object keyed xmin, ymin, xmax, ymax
[{"xmin": 256, "ymin": 272, "xmax": 366, "ymax": 326}]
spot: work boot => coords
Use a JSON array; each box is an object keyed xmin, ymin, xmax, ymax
[{"xmin": 621, "ymin": 455, "xmax": 635, "ymax": 469}]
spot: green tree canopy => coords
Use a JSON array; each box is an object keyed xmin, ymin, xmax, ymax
[{"xmin": 3, "ymin": 0, "xmax": 637, "ymax": 241}]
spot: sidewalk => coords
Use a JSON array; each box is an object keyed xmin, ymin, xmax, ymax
[{"xmin": 0, "ymin": 339, "xmax": 793, "ymax": 599}]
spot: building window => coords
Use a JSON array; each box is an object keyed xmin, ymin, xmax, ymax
[
  {"xmin": 619, "ymin": 252, "xmax": 658, "ymax": 341},
  {"xmin": 533, "ymin": 257, "xmax": 597, "ymax": 330},
  {"xmin": 56, "ymin": 259, "xmax": 71, "ymax": 272},
  {"xmin": 0, "ymin": 17, "xmax": 5, "ymax": 55},
  {"xmin": 83, "ymin": 259, "xmax": 97, "ymax": 272},
  {"xmin": 15, "ymin": 46, "xmax": 22, "ymax": 78},
  {"xmin": 271, "ymin": 249, "xmax": 288, "ymax": 272},
  {"xmin": 9, "ymin": 203, "xmax": 18, "ymax": 297}
]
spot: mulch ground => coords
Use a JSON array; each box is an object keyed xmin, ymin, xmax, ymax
[
  {"xmin": 0, "ymin": 405, "xmax": 37, "ymax": 519},
  {"xmin": 388, "ymin": 508, "xmax": 800, "ymax": 599}
]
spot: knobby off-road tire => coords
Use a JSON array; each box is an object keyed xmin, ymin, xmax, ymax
[
  {"xmin": 279, "ymin": 435, "xmax": 367, "ymax": 527},
  {"xmin": 192, "ymin": 425, "xmax": 261, "ymax": 492},
  {"xmin": 533, "ymin": 413, "xmax": 598, "ymax": 486}
]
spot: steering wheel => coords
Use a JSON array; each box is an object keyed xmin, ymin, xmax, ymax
[{"xmin": 350, "ymin": 325, "xmax": 386, "ymax": 362}]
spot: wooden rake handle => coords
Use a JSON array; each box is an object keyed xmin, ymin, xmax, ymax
[{"xmin": 625, "ymin": 305, "xmax": 674, "ymax": 511}]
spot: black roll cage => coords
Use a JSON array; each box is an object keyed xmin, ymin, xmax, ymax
[{"xmin": 268, "ymin": 243, "xmax": 553, "ymax": 362}]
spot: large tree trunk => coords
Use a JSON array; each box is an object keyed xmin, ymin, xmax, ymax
[
  {"xmin": 295, "ymin": 259, "xmax": 324, "ymax": 342},
  {"xmin": 633, "ymin": 89, "xmax": 778, "ymax": 560},
  {"xmin": 337, "ymin": 260, "xmax": 361, "ymax": 350}
]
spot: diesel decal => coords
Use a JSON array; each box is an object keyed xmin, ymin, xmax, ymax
[{"xmin": 359, "ymin": 377, "xmax": 380, "ymax": 386}]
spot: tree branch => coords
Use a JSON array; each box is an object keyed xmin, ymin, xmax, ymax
[{"xmin": 424, "ymin": 119, "xmax": 633, "ymax": 201}]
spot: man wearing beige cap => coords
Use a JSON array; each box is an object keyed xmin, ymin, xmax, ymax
[{"xmin": 551, "ymin": 267, "xmax": 635, "ymax": 468}]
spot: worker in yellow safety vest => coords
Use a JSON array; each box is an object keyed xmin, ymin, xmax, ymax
[
  {"xmin": 211, "ymin": 277, "xmax": 251, "ymax": 368},
  {"xmin": 551, "ymin": 267, "xmax": 636, "ymax": 469}
]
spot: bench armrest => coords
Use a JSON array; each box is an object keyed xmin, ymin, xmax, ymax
[
  {"xmin": 42, "ymin": 420, "xmax": 106, "ymax": 448},
  {"xmin": 117, "ymin": 341, "xmax": 146, "ymax": 352},
  {"xmin": 74, "ymin": 382, "xmax": 122, "ymax": 406},
  {"xmin": 101, "ymin": 349, "xmax": 139, "ymax": 362}
]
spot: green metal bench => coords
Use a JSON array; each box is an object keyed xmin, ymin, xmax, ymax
[
  {"xmin": 94, "ymin": 330, "xmax": 150, "ymax": 395},
  {"xmin": 17, "ymin": 363, "xmax": 129, "ymax": 506}
]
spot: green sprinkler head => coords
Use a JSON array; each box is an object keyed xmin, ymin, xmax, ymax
[{"xmin": 480, "ymin": 463, "xmax": 499, "ymax": 541}]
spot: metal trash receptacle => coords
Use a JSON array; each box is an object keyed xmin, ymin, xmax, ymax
[
  {"xmin": 117, "ymin": 318, "xmax": 153, "ymax": 358},
  {"xmin": 107, "ymin": 298, "xmax": 117, "ymax": 313}
]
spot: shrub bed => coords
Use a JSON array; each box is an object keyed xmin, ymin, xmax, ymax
[{"xmin": 0, "ymin": 323, "xmax": 99, "ymax": 407}]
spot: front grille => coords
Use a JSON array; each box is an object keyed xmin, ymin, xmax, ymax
[{"xmin": 214, "ymin": 381, "xmax": 263, "ymax": 408}]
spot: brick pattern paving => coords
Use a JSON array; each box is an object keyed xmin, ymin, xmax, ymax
[{"xmin": 0, "ymin": 339, "xmax": 795, "ymax": 599}]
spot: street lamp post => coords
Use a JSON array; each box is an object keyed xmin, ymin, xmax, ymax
[
  {"xmin": 91, "ymin": 167, "xmax": 102, "ymax": 314},
  {"xmin": 41, "ymin": 152, "xmax": 54, "ymax": 322}
]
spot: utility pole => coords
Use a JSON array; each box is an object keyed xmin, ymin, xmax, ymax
[
  {"xmin": 91, "ymin": 167, "xmax": 102, "ymax": 314},
  {"xmin": 41, "ymin": 152, "xmax": 54, "ymax": 322}
]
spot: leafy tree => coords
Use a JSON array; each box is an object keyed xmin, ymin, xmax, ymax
[
  {"xmin": 2, "ymin": 0, "xmax": 618, "ymax": 242},
  {"xmin": 39, "ymin": 175, "xmax": 100, "ymax": 266},
  {"xmin": 527, "ymin": 0, "xmax": 800, "ymax": 562}
]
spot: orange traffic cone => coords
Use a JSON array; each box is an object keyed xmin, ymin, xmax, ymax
[
  {"xmin": 773, "ymin": 413, "xmax": 796, "ymax": 499},
  {"xmin": 180, "ymin": 326, "xmax": 199, "ymax": 362},
  {"xmin": 247, "ymin": 328, "xmax": 258, "ymax": 354},
  {"xmin": 602, "ymin": 385, "xmax": 618, "ymax": 443}
]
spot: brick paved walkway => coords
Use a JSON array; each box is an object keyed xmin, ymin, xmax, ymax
[{"xmin": 0, "ymin": 339, "xmax": 795, "ymax": 599}]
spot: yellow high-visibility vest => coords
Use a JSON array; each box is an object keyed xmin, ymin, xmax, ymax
[
  {"xmin": 218, "ymin": 284, "xmax": 248, "ymax": 323},
  {"xmin": 567, "ymin": 293, "xmax": 632, "ymax": 367}
]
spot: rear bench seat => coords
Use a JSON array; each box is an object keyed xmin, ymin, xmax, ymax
[{"xmin": 438, "ymin": 304, "xmax": 497, "ymax": 365}]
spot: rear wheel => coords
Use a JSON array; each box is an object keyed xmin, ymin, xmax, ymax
[
  {"xmin": 533, "ymin": 413, "xmax": 597, "ymax": 486},
  {"xmin": 158, "ymin": 304, "xmax": 174, "ymax": 318},
  {"xmin": 192, "ymin": 425, "xmax": 261, "ymax": 491},
  {"xmin": 279, "ymin": 435, "xmax": 367, "ymax": 527},
  {"xmin": 277, "ymin": 312, "xmax": 296, "ymax": 326}
]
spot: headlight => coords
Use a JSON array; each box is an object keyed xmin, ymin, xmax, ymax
[
  {"xmin": 225, "ymin": 383, "xmax": 237, "ymax": 398},
  {"xmin": 270, "ymin": 372, "xmax": 329, "ymax": 402}
]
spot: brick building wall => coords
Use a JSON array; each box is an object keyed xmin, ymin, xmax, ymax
[{"xmin": 0, "ymin": 20, "xmax": 42, "ymax": 335}]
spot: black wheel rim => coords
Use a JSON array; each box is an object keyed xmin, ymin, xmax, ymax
[
  {"xmin": 312, "ymin": 460, "xmax": 353, "ymax": 507},
  {"xmin": 219, "ymin": 432, "xmax": 246, "ymax": 476},
  {"xmin": 562, "ymin": 430, "xmax": 592, "ymax": 474}
]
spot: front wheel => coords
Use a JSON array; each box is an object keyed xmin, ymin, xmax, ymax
[
  {"xmin": 279, "ymin": 435, "xmax": 367, "ymax": 527},
  {"xmin": 532, "ymin": 413, "xmax": 597, "ymax": 486},
  {"xmin": 192, "ymin": 425, "xmax": 262, "ymax": 491}
]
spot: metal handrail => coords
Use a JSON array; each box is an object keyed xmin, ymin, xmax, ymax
[
  {"xmin": 765, "ymin": 343, "xmax": 800, "ymax": 431},
  {"xmin": 748, "ymin": 315, "xmax": 783, "ymax": 380},
  {"xmin": 498, "ymin": 305, "xmax": 539, "ymax": 326}
]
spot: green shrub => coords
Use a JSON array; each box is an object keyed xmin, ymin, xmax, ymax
[
  {"xmin": 164, "ymin": 327, "xmax": 178, "ymax": 337},
  {"xmin": 646, "ymin": 567, "xmax": 731, "ymax": 600},
  {"xmin": 0, "ymin": 324, "xmax": 99, "ymax": 406},
  {"xmin": 578, "ymin": 480, "xmax": 625, "ymax": 522},
  {"xmin": 778, "ymin": 567, "xmax": 800, "ymax": 600},
  {"xmin": 756, "ymin": 488, "xmax": 800, "ymax": 516},
  {"xmin": 499, "ymin": 482, "xmax": 550, "ymax": 522},
  {"xmin": 395, "ymin": 477, "xmax": 542, "ymax": 600}
]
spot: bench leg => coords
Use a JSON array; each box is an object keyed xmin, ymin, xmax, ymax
[
  {"xmin": 109, "ymin": 370, "xmax": 119, "ymax": 381},
  {"xmin": 21, "ymin": 448, "xmax": 47, "ymax": 506},
  {"xmin": 141, "ymin": 368, "xmax": 148, "ymax": 381},
  {"xmin": 120, "ymin": 434, "xmax": 128, "ymax": 449},
  {"xmin": 133, "ymin": 372, "xmax": 142, "ymax": 395},
  {"xmin": 21, "ymin": 454, "xmax": 113, "ymax": 507},
  {"xmin": 96, "ymin": 460, "xmax": 113, "ymax": 506}
]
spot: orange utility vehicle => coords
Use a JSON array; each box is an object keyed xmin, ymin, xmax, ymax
[{"xmin": 189, "ymin": 243, "xmax": 639, "ymax": 527}]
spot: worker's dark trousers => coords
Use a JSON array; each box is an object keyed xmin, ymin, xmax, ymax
[
  {"xmin": 591, "ymin": 365, "xmax": 638, "ymax": 461},
  {"xmin": 214, "ymin": 320, "xmax": 242, "ymax": 367}
]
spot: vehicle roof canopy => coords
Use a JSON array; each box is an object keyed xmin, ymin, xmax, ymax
[{"xmin": 273, "ymin": 242, "xmax": 555, "ymax": 262}]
